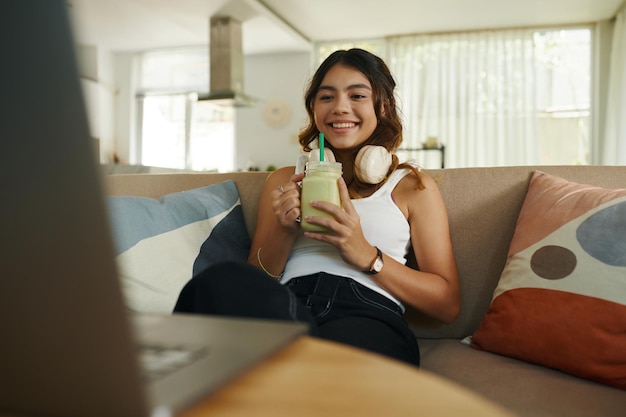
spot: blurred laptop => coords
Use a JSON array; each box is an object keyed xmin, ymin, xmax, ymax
[{"xmin": 0, "ymin": 2, "xmax": 307, "ymax": 416}]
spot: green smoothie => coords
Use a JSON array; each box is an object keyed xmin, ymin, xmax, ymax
[{"xmin": 300, "ymin": 161, "xmax": 342, "ymax": 232}]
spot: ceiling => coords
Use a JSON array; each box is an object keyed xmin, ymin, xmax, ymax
[{"xmin": 68, "ymin": 0, "xmax": 623, "ymax": 55}]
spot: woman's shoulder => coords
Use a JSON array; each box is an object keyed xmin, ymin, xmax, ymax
[
  {"xmin": 393, "ymin": 162, "xmax": 439, "ymax": 190},
  {"xmin": 395, "ymin": 167, "xmax": 439, "ymax": 197},
  {"xmin": 391, "ymin": 170, "xmax": 446, "ymax": 228}
]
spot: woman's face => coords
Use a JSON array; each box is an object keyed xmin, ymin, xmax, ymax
[{"xmin": 313, "ymin": 64, "xmax": 378, "ymax": 150}]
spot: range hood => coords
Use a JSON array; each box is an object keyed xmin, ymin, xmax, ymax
[{"xmin": 198, "ymin": 16, "xmax": 256, "ymax": 107}]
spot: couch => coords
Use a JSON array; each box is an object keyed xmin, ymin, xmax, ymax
[{"xmin": 104, "ymin": 165, "xmax": 626, "ymax": 417}]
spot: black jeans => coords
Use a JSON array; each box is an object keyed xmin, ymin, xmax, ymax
[{"xmin": 173, "ymin": 261, "xmax": 420, "ymax": 366}]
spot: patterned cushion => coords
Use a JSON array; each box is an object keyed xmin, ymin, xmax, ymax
[
  {"xmin": 107, "ymin": 180, "xmax": 250, "ymax": 313},
  {"xmin": 471, "ymin": 171, "xmax": 626, "ymax": 390}
]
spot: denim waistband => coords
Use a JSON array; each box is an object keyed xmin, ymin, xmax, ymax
[{"xmin": 286, "ymin": 273, "xmax": 403, "ymax": 316}]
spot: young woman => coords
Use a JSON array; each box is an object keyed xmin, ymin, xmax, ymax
[{"xmin": 174, "ymin": 49, "xmax": 459, "ymax": 366}]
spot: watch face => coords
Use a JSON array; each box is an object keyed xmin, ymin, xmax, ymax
[{"xmin": 372, "ymin": 257, "xmax": 383, "ymax": 273}]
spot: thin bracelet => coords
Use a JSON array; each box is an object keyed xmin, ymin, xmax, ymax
[{"xmin": 257, "ymin": 247, "xmax": 283, "ymax": 281}]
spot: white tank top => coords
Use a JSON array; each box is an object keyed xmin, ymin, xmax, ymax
[{"xmin": 282, "ymin": 163, "xmax": 419, "ymax": 311}]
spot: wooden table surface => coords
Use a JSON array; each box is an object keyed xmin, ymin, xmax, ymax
[{"xmin": 178, "ymin": 336, "xmax": 515, "ymax": 417}]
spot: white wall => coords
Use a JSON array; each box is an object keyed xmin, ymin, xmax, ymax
[
  {"xmin": 591, "ymin": 19, "xmax": 615, "ymax": 164},
  {"xmin": 77, "ymin": 45, "xmax": 116, "ymax": 163},
  {"xmin": 112, "ymin": 52, "xmax": 139, "ymax": 165},
  {"xmin": 235, "ymin": 52, "xmax": 313, "ymax": 171}
]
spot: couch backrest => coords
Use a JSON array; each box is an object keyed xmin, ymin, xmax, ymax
[{"xmin": 104, "ymin": 165, "xmax": 626, "ymax": 339}]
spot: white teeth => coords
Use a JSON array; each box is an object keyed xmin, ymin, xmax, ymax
[{"xmin": 332, "ymin": 122, "xmax": 356, "ymax": 128}]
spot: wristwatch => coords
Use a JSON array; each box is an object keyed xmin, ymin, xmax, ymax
[{"xmin": 366, "ymin": 246, "xmax": 384, "ymax": 274}]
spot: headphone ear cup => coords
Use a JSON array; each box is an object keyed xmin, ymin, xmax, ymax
[{"xmin": 354, "ymin": 145, "xmax": 392, "ymax": 184}]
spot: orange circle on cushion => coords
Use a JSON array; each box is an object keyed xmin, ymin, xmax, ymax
[{"xmin": 530, "ymin": 245, "xmax": 577, "ymax": 280}]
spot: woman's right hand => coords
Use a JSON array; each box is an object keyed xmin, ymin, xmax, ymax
[{"xmin": 272, "ymin": 172, "xmax": 304, "ymax": 230}]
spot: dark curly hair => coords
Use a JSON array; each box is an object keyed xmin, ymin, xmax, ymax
[{"xmin": 298, "ymin": 48, "xmax": 422, "ymax": 193}]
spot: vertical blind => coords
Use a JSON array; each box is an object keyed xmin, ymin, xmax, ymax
[{"xmin": 389, "ymin": 29, "xmax": 540, "ymax": 168}]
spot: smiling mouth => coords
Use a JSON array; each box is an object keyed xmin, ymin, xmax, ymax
[{"xmin": 331, "ymin": 122, "xmax": 357, "ymax": 128}]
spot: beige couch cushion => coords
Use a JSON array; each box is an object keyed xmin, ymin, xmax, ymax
[{"xmin": 419, "ymin": 339, "xmax": 626, "ymax": 417}]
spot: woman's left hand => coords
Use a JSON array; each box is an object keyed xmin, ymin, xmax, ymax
[{"xmin": 303, "ymin": 177, "xmax": 375, "ymax": 271}]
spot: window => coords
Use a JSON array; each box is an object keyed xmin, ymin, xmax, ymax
[
  {"xmin": 140, "ymin": 94, "xmax": 188, "ymax": 169},
  {"xmin": 535, "ymin": 29, "xmax": 591, "ymax": 165},
  {"xmin": 136, "ymin": 48, "xmax": 235, "ymax": 172}
]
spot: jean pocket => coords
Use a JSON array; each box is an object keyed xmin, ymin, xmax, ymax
[{"xmin": 349, "ymin": 281, "xmax": 402, "ymax": 316}]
